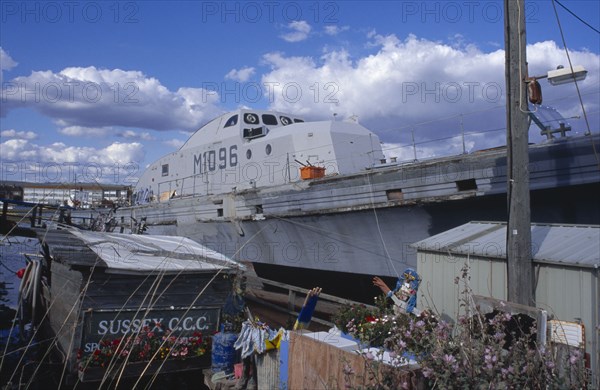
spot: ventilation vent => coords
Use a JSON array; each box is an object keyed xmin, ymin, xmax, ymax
[
  {"xmin": 456, "ymin": 179, "xmax": 477, "ymax": 191},
  {"xmin": 386, "ymin": 189, "xmax": 403, "ymax": 201}
]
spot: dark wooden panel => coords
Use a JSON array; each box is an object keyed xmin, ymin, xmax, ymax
[{"xmin": 81, "ymin": 271, "xmax": 233, "ymax": 310}]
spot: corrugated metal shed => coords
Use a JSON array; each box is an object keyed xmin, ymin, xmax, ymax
[
  {"xmin": 412, "ymin": 221, "xmax": 599, "ymax": 387},
  {"xmin": 411, "ymin": 221, "xmax": 600, "ymax": 269}
]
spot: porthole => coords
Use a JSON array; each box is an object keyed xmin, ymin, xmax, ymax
[
  {"xmin": 246, "ymin": 149, "xmax": 252, "ymax": 159},
  {"xmin": 244, "ymin": 113, "xmax": 259, "ymax": 124},
  {"xmin": 265, "ymin": 144, "xmax": 272, "ymax": 155}
]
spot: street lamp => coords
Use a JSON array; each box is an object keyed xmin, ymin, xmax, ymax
[
  {"xmin": 527, "ymin": 65, "xmax": 588, "ymax": 104},
  {"xmin": 546, "ymin": 65, "xmax": 587, "ymax": 86}
]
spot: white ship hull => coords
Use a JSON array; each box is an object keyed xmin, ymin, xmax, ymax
[{"xmin": 113, "ymin": 134, "xmax": 600, "ymax": 299}]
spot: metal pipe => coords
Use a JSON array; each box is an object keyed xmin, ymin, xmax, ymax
[{"xmin": 592, "ymin": 266, "xmax": 599, "ymax": 386}]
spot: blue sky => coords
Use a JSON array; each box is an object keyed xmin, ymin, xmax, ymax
[{"xmin": 1, "ymin": 1, "xmax": 599, "ymax": 184}]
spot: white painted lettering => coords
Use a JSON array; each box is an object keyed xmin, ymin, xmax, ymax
[
  {"xmin": 196, "ymin": 316, "xmax": 208, "ymax": 330},
  {"xmin": 182, "ymin": 317, "xmax": 195, "ymax": 331},
  {"xmin": 169, "ymin": 317, "xmax": 179, "ymax": 330},
  {"xmin": 98, "ymin": 320, "xmax": 108, "ymax": 335}
]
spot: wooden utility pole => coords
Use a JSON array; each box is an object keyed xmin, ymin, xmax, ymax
[{"xmin": 504, "ymin": 0, "xmax": 534, "ymax": 306}]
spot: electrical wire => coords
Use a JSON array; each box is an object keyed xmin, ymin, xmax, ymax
[
  {"xmin": 554, "ymin": 0, "xmax": 600, "ymax": 35},
  {"xmin": 551, "ymin": 0, "xmax": 600, "ymax": 170}
]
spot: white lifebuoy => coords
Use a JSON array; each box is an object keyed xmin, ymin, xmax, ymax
[{"xmin": 245, "ymin": 113, "xmax": 258, "ymax": 124}]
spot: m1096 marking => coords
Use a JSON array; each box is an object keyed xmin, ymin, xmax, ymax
[{"xmin": 194, "ymin": 145, "xmax": 238, "ymax": 174}]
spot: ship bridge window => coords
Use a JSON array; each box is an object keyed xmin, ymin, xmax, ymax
[
  {"xmin": 224, "ymin": 115, "xmax": 238, "ymax": 128},
  {"xmin": 279, "ymin": 116, "xmax": 291, "ymax": 126},
  {"xmin": 162, "ymin": 164, "xmax": 169, "ymax": 177},
  {"xmin": 244, "ymin": 113, "xmax": 259, "ymax": 125},
  {"xmin": 294, "ymin": 119, "xmax": 304, "ymax": 123},
  {"xmin": 262, "ymin": 114, "xmax": 278, "ymax": 126}
]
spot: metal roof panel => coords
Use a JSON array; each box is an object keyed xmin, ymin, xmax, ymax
[{"xmin": 411, "ymin": 222, "xmax": 600, "ymax": 268}]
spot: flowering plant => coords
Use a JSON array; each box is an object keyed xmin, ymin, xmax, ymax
[
  {"xmin": 340, "ymin": 265, "xmax": 589, "ymax": 389},
  {"xmin": 333, "ymin": 295, "xmax": 399, "ymax": 347},
  {"xmin": 79, "ymin": 324, "xmax": 212, "ymax": 369}
]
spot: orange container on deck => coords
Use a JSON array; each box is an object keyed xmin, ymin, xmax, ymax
[{"xmin": 300, "ymin": 166, "xmax": 325, "ymax": 180}]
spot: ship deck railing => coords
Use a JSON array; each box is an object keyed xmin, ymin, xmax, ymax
[{"xmin": 243, "ymin": 272, "xmax": 375, "ymax": 330}]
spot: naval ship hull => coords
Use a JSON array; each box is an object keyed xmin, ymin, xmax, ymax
[{"xmin": 114, "ymin": 134, "xmax": 600, "ymax": 300}]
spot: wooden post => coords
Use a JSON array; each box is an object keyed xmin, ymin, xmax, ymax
[
  {"xmin": 504, "ymin": 0, "xmax": 534, "ymax": 306},
  {"xmin": 287, "ymin": 290, "xmax": 296, "ymax": 312},
  {"xmin": 31, "ymin": 206, "xmax": 37, "ymax": 227}
]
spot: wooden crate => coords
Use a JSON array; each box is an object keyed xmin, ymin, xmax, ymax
[{"xmin": 300, "ymin": 166, "xmax": 325, "ymax": 180}]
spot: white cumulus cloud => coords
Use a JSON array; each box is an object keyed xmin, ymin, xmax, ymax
[
  {"xmin": 261, "ymin": 33, "xmax": 600, "ymax": 154},
  {"xmin": 280, "ymin": 21, "xmax": 312, "ymax": 42},
  {"xmin": 324, "ymin": 25, "xmax": 349, "ymax": 36},
  {"xmin": 117, "ymin": 129, "xmax": 155, "ymax": 141},
  {"xmin": 1, "ymin": 138, "xmax": 144, "ymax": 166},
  {"xmin": 0, "ymin": 47, "xmax": 18, "ymax": 83},
  {"xmin": 0, "ymin": 47, "xmax": 18, "ymax": 71},
  {"xmin": 58, "ymin": 126, "xmax": 109, "ymax": 137},
  {"xmin": 225, "ymin": 67, "xmax": 256, "ymax": 82},
  {"xmin": 0, "ymin": 66, "xmax": 224, "ymax": 132},
  {"xmin": 1, "ymin": 129, "xmax": 37, "ymax": 140},
  {"xmin": 164, "ymin": 138, "xmax": 185, "ymax": 149}
]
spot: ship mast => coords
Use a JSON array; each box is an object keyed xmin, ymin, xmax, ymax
[{"xmin": 504, "ymin": 0, "xmax": 534, "ymax": 306}]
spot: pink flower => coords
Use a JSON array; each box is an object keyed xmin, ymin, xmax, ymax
[
  {"xmin": 422, "ymin": 367, "xmax": 433, "ymax": 378},
  {"xmin": 569, "ymin": 350, "xmax": 581, "ymax": 364},
  {"xmin": 443, "ymin": 354, "xmax": 456, "ymax": 365}
]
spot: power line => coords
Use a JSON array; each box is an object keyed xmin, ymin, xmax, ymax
[{"xmin": 554, "ymin": 0, "xmax": 600, "ymax": 35}]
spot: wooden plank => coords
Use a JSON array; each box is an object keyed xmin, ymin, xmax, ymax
[
  {"xmin": 244, "ymin": 295, "xmax": 334, "ymax": 328},
  {"xmin": 48, "ymin": 260, "xmax": 85, "ymax": 371},
  {"xmin": 287, "ymin": 290, "xmax": 296, "ymax": 312},
  {"xmin": 82, "ymin": 273, "xmax": 232, "ymax": 309},
  {"xmin": 287, "ymin": 332, "xmax": 422, "ymax": 389},
  {"xmin": 248, "ymin": 288, "xmax": 340, "ymax": 315},
  {"xmin": 252, "ymin": 276, "xmax": 376, "ymax": 309}
]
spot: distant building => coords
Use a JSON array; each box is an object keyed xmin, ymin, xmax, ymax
[
  {"xmin": 0, "ymin": 181, "xmax": 24, "ymax": 201},
  {"xmin": 0, "ymin": 181, "xmax": 131, "ymax": 208}
]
